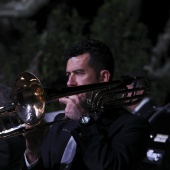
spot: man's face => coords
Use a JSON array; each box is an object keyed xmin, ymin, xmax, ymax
[{"xmin": 66, "ymin": 53, "xmax": 99, "ymax": 87}]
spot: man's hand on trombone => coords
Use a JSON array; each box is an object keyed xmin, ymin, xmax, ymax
[{"xmin": 59, "ymin": 93, "xmax": 89, "ymax": 121}]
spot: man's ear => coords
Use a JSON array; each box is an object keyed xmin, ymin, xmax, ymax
[{"xmin": 99, "ymin": 70, "xmax": 110, "ymax": 82}]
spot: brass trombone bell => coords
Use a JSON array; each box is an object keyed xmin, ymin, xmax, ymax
[{"xmin": 12, "ymin": 72, "xmax": 46, "ymax": 125}]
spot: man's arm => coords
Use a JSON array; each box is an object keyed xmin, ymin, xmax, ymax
[
  {"xmin": 22, "ymin": 122, "xmax": 49, "ymax": 169},
  {"xmin": 71, "ymin": 113, "xmax": 150, "ymax": 170}
]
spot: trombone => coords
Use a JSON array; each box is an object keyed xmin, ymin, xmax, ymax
[{"xmin": 0, "ymin": 72, "xmax": 150, "ymax": 138}]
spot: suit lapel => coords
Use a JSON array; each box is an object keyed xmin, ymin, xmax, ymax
[{"xmin": 50, "ymin": 119, "xmax": 78, "ymax": 167}]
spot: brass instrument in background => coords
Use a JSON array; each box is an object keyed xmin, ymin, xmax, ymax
[{"xmin": 0, "ymin": 72, "xmax": 150, "ymax": 138}]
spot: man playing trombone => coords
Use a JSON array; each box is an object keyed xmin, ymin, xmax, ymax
[{"xmin": 22, "ymin": 39, "xmax": 150, "ymax": 170}]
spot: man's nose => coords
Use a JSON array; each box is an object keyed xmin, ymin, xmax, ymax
[{"xmin": 67, "ymin": 74, "xmax": 77, "ymax": 87}]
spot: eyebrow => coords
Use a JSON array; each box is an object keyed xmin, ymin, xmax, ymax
[{"xmin": 66, "ymin": 69, "xmax": 84, "ymax": 74}]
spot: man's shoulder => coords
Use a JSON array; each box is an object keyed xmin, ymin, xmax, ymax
[
  {"xmin": 116, "ymin": 108, "xmax": 150, "ymax": 126},
  {"xmin": 108, "ymin": 108, "xmax": 150, "ymax": 136}
]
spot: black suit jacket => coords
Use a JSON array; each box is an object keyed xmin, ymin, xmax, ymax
[
  {"xmin": 0, "ymin": 135, "xmax": 26, "ymax": 170},
  {"xmin": 22, "ymin": 108, "xmax": 150, "ymax": 170}
]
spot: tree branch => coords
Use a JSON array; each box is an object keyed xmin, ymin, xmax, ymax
[
  {"xmin": 0, "ymin": 0, "xmax": 49, "ymax": 18},
  {"xmin": 144, "ymin": 13, "xmax": 170, "ymax": 78}
]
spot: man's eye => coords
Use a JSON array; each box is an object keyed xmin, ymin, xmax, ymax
[{"xmin": 76, "ymin": 72, "xmax": 84, "ymax": 75}]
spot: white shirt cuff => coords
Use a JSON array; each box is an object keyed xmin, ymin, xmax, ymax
[{"xmin": 24, "ymin": 151, "xmax": 39, "ymax": 169}]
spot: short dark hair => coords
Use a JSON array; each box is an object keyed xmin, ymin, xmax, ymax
[{"xmin": 65, "ymin": 39, "xmax": 114, "ymax": 80}]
